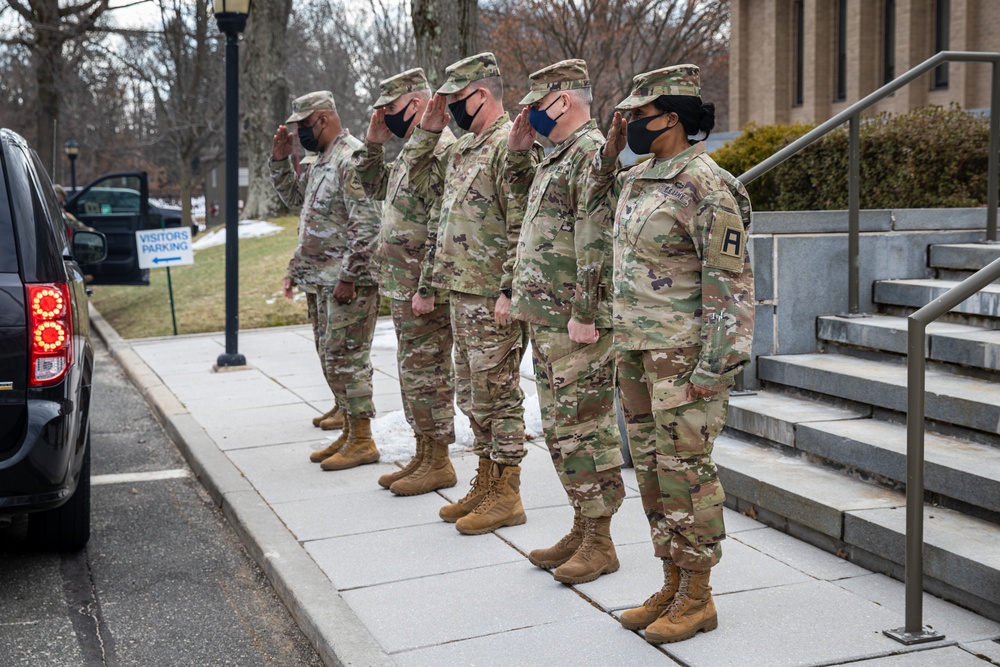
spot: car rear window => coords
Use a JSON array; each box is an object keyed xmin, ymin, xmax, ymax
[{"xmin": 4, "ymin": 142, "xmax": 62, "ymax": 282}]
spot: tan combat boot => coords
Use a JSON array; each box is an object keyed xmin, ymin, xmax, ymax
[
  {"xmin": 318, "ymin": 405, "xmax": 345, "ymax": 430},
  {"xmin": 553, "ymin": 516, "xmax": 620, "ymax": 584},
  {"xmin": 528, "ymin": 508, "xmax": 584, "ymax": 569},
  {"xmin": 312, "ymin": 403, "xmax": 340, "ymax": 428},
  {"xmin": 619, "ymin": 558, "xmax": 680, "ymax": 630},
  {"xmin": 309, "ymin": 418, "xmax": 351, "ymax": 463},
  {"xmin": 455, "ymin": 462, "xmax": 527, "ymax": 535},
  {"xmin": 439, "ymin": 457, "xmax": 492, "ymax": 522},
  {"xmin": 644, "ymin": 568, "xmax": 718, "ymax": 643},
  {"xmin": 320, "ymin": 418, "xmax": 380, "ymax": 470},
  {"xmin": 390, "ymin": 438, "xmax": 457, "ymax": 496},
  {"xmin": 378, "ymin": 434, "xmax": 425, "ymax": 489}
]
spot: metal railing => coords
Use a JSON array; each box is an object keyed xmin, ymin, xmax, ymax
[
  {"xmin": 738, "ymin": 51, "xmax": 1000, "ymax": 316},
  {"xmin": 736, "ymin": 52, "xmax": 1000, "ymax": 645}
]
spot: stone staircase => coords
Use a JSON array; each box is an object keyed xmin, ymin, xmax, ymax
[{"xmin": 718, "ymin": 242, "xmax": 1000, "ymax": 622}]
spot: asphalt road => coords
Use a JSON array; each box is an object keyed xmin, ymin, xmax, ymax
[{"xmin": 0, "ymin": 336, "xmax": 323, "ymax": 667}]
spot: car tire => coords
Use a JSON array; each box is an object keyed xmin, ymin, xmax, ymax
[{"xmin": 28, "ymin": 432, "xmax": 91, "ymax": 551}]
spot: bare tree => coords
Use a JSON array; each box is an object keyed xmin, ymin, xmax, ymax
[
  {"xmin": 412, "ymin": 0, "xmax": 478, "ymax": 87},
  {"xmin": 240, "ymin": 0, "xmax": 293, "ymax": 219},
  {"xmin": 481, "ymin": 0, "xmax": 729, "ymax": 130}
]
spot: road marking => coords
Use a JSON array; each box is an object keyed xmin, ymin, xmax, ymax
[{"xmin": 91, "ymin": 469, "xmax": 190, "ymax": 486}]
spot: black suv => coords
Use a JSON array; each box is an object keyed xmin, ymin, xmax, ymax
[{"xmin": 0, "ymin": 129, "xmax": 108, "ymax": 550}]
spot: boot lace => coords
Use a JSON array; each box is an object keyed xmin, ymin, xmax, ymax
[
  {"xmin": 643, "ymin": 565, "xmax": 678, "ymax": 609},
  {"xmin": 574, "ymin": 519, "xmax": 597, "ymax": 560},
  {"xmin": 664, "ymin": 573, "xmax": 695, "ymax": 619},
  {"xmin": 456, "ymin": 467, "xmax": 489, "ymax": 504}
]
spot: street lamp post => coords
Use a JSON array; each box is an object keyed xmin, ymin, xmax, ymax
[
  {"xmin": 213, "ymin": 0, "xmax": 250, "ymax": 369},
  {"xmin": 64, "ymin": 139, "xmax": 79, "ymax": 192}
]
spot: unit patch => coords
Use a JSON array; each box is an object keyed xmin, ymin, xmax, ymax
[{"xmin": 706, "ymin": 207, "xmax": 746, "ymax": 272}]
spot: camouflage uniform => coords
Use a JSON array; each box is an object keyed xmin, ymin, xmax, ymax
[
  {"xmin": 270, "ymin": 91, "xmax": 382, "ymax": 420},
  {"xmin": 409, "ymin": 54, "xmax": 542, "ymax": 465},
  {"xmin": 507, "ymin": 60, "xmax": 625, "ymax": 519},
  {"xmin": 353, "ymin": 69, "xmax": 456, "ymax": 444},
  {"xmin": 586, "ymin": 68, "xmax": 755, "ymax": 572}
]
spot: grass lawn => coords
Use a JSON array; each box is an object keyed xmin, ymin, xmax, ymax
[{"xmin": 90, "ymin": 216, "xmax": 310, "ymax": 339}]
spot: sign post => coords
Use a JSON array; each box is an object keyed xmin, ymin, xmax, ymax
[{"xmin": 136, "ymin": 228, "xmax": 194, "ymax": 336}]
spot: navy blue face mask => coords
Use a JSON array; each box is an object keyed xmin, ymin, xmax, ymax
[{"xmin": 528, "ymin": 96, "xmax": 566, "ymax": 137}]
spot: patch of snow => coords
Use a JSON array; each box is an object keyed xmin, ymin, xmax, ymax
[{"xmin": 191, "ymin": 219, "xmax": 283, "ymax": 250}]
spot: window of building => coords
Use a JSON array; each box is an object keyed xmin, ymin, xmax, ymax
[
  {"xmin": 883, "ymin": 0, "xmax": 895, "ymax": 85},
  {"xmin": 934, "ymin": 0, "xmax": 950, "ymax": 88},
  {"xmin": 836, "ymin": 0, "xmax": 847, "ymax": 101},
  {"xmin": 795, "ymin": 0, "xmax": 804, "ymax": 106}
]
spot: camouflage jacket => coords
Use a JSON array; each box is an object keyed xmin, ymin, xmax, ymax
[
  {"xmin": 506, "ymin": 119, "xmax": 613, "ymax": 328},
  {"xmin": 408, "ymin": 114, "xmax": 541, "ymax": 296},
  {"xmin": 587, "ymin": 142, "xmax": 755, "ymax": 394},
  {"xmin": 352, "ymin": 128, "xmax": 456, "ymax": 301},
  {"xmin": 270, "ymin": 131, "xmax": 381, "ymax": 287}
]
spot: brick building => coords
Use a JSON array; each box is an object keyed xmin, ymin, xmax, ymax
[{"xmin": 728, "ymin": 0, "xmax": 999, "ymax": 131}]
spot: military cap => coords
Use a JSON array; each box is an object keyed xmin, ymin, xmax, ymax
[
  {"xmin": 615, "ymin": 64, "xmax": 700, "ymax": 111},
  {"xmin": 374, "ymin": 68, "xmax": 430, "ymax": 109},
  {"xmin": 436, "ymin": 52, "xmax": 502, "ymax": 95},
  {"xmin": 285, "ymin": 90, "xmax": 337, "ymax": 124},
  {"xmin": 518, "ymin": 59, "xmax": 590, "ymax": 106}
]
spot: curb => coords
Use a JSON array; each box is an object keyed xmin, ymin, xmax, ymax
[{"xmin": 89, "ymin": 304, "xmax": 395, "ymax": 667}]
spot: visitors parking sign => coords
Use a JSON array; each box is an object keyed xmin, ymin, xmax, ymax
[{"xmin": 136, "ymin": 228, "xmax": 194, "ymax": 269}]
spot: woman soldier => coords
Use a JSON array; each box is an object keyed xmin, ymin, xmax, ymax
[{"xmin": 586, "ymin": 64, "xmax": 754, "ymax": 643}]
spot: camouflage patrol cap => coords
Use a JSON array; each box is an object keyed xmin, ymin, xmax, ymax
[
  {"xmin": 615, "ymin": 64, "xmax": 700, "ymax": 111},
  {"xmin": 436, "ymin": 52, "xmax": 502, "ymax": 95},
  {"xmin": 518, "ymin": 59, "xmax": 590, "ymax": 106},
  {"xmin": 285, "ymin": 90, "xmax": 337, "ymax": 124},
  {"xmin": 374, "ymin": 68, "xmax": 430, "ymax": 109}
]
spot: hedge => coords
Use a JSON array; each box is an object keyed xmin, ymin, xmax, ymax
[{"xmin": 711, "ymin": 105, "xmax": 992, "ymax": 211}]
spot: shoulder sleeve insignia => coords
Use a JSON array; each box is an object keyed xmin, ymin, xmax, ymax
[{"xmin": 706, "ymin": 207, "xmax": 746, "ymax": 273}]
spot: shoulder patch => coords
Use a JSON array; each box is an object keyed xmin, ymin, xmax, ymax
[
  {"xmin": 705, "ymin": 207, "xmax": 746, "ymax": 273},
  {"xmin": 343, "ymin": 167, "xmax": 367, "ymax": 199}
]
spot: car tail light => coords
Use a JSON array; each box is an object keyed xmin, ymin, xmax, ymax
[{"xmin": 27, "ymin": 283, "xmax": 73, "ymax": 386}]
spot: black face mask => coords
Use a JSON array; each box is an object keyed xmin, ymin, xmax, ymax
[
  {"xmin": 384, "ymin": 103, "xmax": 416, "ymax": 138},
  {"xmin": 297, "ymin": 122, "xmax": 321, "ymax": 152},
  {"xmin": 626, "ymin": 112, "xmax": 670, "ymax": 156},
  {"xmin": 448, "ymin": 91, "xmax": 483, "ymax": 131}
]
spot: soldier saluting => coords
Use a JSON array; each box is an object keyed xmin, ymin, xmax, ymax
[{"xmin": 587, "ymin": 64, "xmax": 755, "ymax": 643}]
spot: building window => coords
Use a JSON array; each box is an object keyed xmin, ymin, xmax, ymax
[
  {"xmin": 883, "ymin": 0, "xmax": 895, "ymax": 84},
  {"xmin": 836, "ymin": 0, "xmax": 847, "ymax": 101},
  {"xmin": 934, "ymin": 0, "xmax": 950, "ymax": 88},
  {"xmin": 795, "ymin": 0, "xmax": 804, "ymax": 106}
]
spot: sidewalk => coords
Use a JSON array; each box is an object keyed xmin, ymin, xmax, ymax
[{"xmin": 92, "ymin": 310, "xmax": 1000, "ymax": 667}]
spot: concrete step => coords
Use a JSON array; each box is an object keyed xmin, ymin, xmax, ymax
[
  {"xmin": 874, "ymin": 278, "xmax": 1000, "ymax": 319},
  {"xmin": 728, "ymin": 389, "xmax": 1000, "ymax": 516},
  {"xmin": 817, "ymin": 315, "xmax": 1000, "ymax": 371},
  {"xmin": 716, "ymin": 434, "xmax": 1000, "ymax": 621},
  {"xmin": 929, "ymin": 243, "xmax": 1000, "ymax": 272},
  {"xmin": 757, "ymin": 353, "xmax": 1000, "ymax": 436}
]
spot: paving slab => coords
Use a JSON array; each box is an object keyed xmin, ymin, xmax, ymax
[
  {"xmin": 959, "ymin": 639, "xmax": 1000, "ymax": 664},
  {"xmin": 341, "ymin": 561, "xmax": 607, "ymax": 654},
  {"xmin": 392, "ymin": 616, "xmax": 672, "ymax": 667},
  {"xmin": 305, "ymin": 521, "xmax": 523, "ymax": 590},
  {"xmin": 835, "ymin": 574, "xmax": 1000, "ymax": 643},
  {"xmin": 732, "ymin": 527, "xmax": 871, "ymax": 581},
  {"xmin": 659, "ymin": 579, "xmax": 934, "ymax": 667},
  {"xmin": 202, "ymin": 407, "xmax": 320, "ymax": 450},
  {"xmin": 846, "ymin": 646, "xmax": 998, "ymax": 666}
]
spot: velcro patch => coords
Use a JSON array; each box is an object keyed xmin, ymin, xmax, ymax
[{"xmin": 706, "ymin": 208, "xmax": 746, "ymax": 272}]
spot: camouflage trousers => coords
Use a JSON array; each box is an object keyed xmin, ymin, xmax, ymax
[
  {"xmin": 530, "ymin": 325, "xmax": 625, "ymax": 519},
  {"xmin": 390, "ymin": 298, "xmax": 456, "ymax": 444},
  {"xmin": 306, "ymin": 291, "xmax": 335, "ymax": 402},
  {"xmin": 617, "ymin": 347, "xmax": 728, "ymax": 571},
  {"xmin": 451, "ymin": 292, "xmax": 526, "ymax": 465},
  {"xmin": 313, "ymin": 284, "xmax": 380, "ymax": 419}
]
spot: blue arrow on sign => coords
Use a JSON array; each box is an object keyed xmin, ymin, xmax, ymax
[{"xmin": 153, "ymin": 256, "xmax": 181, "ymax": 264}]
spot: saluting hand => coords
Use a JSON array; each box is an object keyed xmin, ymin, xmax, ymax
[
  {"xmin": 272, "ymin": 125, "xmax": 293, "ymax": 161},
  {"xmin": 367, "ymin": 108, "xmax": 393, "ymax": 145},
  {"xmin": 602, "ymin": 112, "xmax": 627, "ymax": 159},
  {"xmin": 419, "ymin": 94, "xmax": 450, "ymax": 133},
  {"xmin": 508, "ymin": 107, "xmax": 536, "ymax": 152}
]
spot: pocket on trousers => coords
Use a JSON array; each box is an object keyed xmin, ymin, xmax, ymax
[
  {"xmin": 688, "ymin": 475, "xmax": 726, "ymax": 544},
  {"xmin": 593, "ymin": 445, "xmax": 625, "ymax": 473}
]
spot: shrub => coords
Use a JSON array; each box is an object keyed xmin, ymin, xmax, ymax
[{"xmin": 711, "ymin": 106, "xmax": 992, "ymax": 211}]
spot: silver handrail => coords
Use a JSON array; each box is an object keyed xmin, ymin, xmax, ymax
[
  {"xmin": 738, "ymin": 51, "xmax": 1000, "ymax": 315},
  {"xmin": 734, "ymin": 51, "xmax": 1000, "ymax": 645}
]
